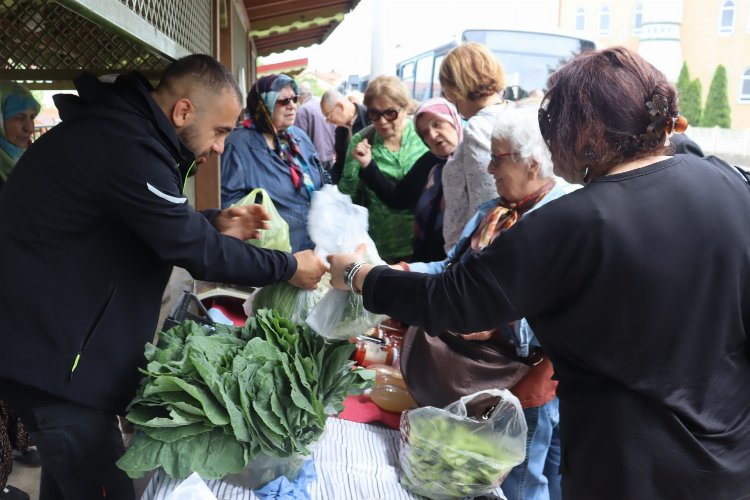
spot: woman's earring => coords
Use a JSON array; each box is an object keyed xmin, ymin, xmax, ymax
[{"xmin": 583, "ymin": 166, "xmax": 590, "ymax": 184}]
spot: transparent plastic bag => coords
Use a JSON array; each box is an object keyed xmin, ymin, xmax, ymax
[
  {"xmin": 248, "ymin": 278, "xmax": 330, "ymax": 325},
  {"xmin": 305, "ymin": 185, "xmax": 385, "ymax": 340},
  {"xmin": 305, "ymin": 289, "xmax": 383, "ymax": 340},
  {"xmin": 232, "ymin": 188, "xmax": 291, "ymax": 253},
  {"xmin": 398, "ymin": 389, "xmax": 527, "ymax": 500}
]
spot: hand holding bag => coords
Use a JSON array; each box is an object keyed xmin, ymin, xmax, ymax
[{"xmin": 232, "ymin": 188, "xmax": 291, "ymax": 253}]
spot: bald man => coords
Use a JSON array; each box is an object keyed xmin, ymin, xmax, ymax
[
  {"xmin": 320, "ymin": 89, "xmax": 371, "ymax": 183},
  {"xmin": 0, "ymin": 55, "xmax": 325, "ymax": 498}
]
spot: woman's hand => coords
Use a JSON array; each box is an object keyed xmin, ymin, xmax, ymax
[
  {"xmin": 288, "ymin": 250, "xmax": 327, "ymax": 290},
  {"xmin": 352, "ymin": 139, "xmax": 372, "ymax": 168},
  {"xmin": 214, "ymin": 205, "xmax": 270, "ymax": 241},
  {"xmin": 328, "ymin": 244, "xmax": 373, "ymax": 291}
]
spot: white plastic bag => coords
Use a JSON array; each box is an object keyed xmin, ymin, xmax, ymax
[
  {"xmin": 305, "ymin": 186, "xmax": 385, "ymax": 340},
  {"xmin": 165, "ymin": 472, "xmax": 218, "ymax": 500},
  {"xmin": 398, "ymin": 389, "xmax": 527, "ymax": 500}
]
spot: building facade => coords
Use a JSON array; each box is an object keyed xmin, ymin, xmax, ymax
[{"xmin": 559, "ymin": 0, "xmax": 750, "ymax": 130}]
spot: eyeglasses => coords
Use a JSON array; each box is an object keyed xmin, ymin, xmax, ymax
[
  {"xmin": 489, "ymin": 152, "xmax": 517, "ymax": 166},
  {"xmin": 366, "ymin": 107, "xmax": 400, "ymax": 122},
  {"xmin": 276, "ymin": 95, "xmax": 300, "ymax": 106},
  {"xmin": 322, "ymin": 105, "xmax": 336, "ymax": 121}
]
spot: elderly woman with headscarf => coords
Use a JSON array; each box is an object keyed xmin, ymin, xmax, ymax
[
  {"xmin": 221, "ymin": 74, "xmax": 328, "ymax": 252},
  {"xmin": 355, "ymin": 97, "xmax": 463, "ymax": 263},
  {"xmin": 0, "ymin": 80, "xmax": 40, "ymax": 499},
  {"xmin": 0, "ymin": 81, "xmax": 40, "ymax": 191}
]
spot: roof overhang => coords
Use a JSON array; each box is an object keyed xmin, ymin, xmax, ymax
[
  {"xmin": 256, "ymin": 57, "xmax": 309, "ymax": 78},
  {"xmin": 243, "ymin": 0, "xmax": 360, "ymax": 57}
]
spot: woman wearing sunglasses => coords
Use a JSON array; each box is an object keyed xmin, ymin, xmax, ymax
[
  {"xmin": 338, "ymin": 75, "xmax": 427, "ymax": 263},
  {"xmin": 221, "ymin": 74, "xmax": 328, "ymax": 252},
  {"xmin": 352, "ymin": 97, "xmax": 462, "ymax": 263},
  {"xmin": 439, "ymin": 42, "xmax": 515, "ymax": 251}
]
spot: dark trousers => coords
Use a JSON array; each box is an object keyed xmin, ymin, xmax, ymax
[{"xmin": 0, "ymin": 381, "xmax": 134, "ymax": 500}]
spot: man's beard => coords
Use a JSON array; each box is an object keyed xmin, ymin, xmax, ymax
[{"xmin": 177, "ymin": 123, "xmax": 209, "ymax": 161}]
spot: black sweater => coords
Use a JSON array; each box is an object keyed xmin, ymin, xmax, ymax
[
  {"xmin": 362, "ymin": 155, "xmax": 750, "ymax": 499},
  {"xmin": 359, "ymin": 151, "xmax": 446, "ymax": 262},
  {"xmin": 0, "ymin": 72, "xmax": 296, "ymax": 413}
]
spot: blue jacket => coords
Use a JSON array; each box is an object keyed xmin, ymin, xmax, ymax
[{"xmin": 221, "ymin": 125, "xmax": 327, "ymax": 252}]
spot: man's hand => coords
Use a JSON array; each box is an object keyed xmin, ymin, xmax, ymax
[
  {"xmin": 352, "ymin": 139, "xmax": 372, "ymax": 168},
  {"xmin": 214, "ymin": 205, "xmax": 270, "ymax": 241},
  {"xmin": 288, "ymin": 250, "xmax": 327, "ymax": 290}
]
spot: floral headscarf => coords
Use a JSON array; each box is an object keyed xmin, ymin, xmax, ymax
[
  {"xmin": 413, "ymin": 97, "xmax": 463, "ymax": 159},
  {"xmin": 244, "ymin": 74, "xmax": 309, "ymax": 190},
  {"xmin": 0, "ymin": 81, "xmax": 40, "ymax": 181}
]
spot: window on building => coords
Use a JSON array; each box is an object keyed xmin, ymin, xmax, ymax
[
  {"xmin": 576, "ymin": 7, "xmax": 585, "ymax": 31},
  {"xmin": 633, "ymin": 3, "xmax": 643, "ymax": 35},
  {"xmin": 740, "ymin": 68, "xmax": 750, "ymax": 102},
  {"xmin": 720, "ymin": 0, "xmax": 735, "ymax": 34},
  {"xmin": 600, "ymin": 6, "xmax": 611, "ymax": 35}
]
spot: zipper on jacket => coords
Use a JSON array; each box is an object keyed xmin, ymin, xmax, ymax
[{"xmin": 69, "ymin": 285, "xmax": 116, "ymax": 381}]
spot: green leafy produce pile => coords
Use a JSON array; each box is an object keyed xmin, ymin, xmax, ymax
[
  {"xmin": 399, "ymin": 408, "xmax": 526, "ymax": 499},
  {"xmin": 116, "ymin": 309, "xmax": 374, "ymax": 480}
]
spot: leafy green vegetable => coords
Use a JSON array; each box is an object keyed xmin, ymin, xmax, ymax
[
  {"xmin": 117, "ymin": 310, "xmax": 373, "ymax": 480},
  {"xmin": 399, "ymin": 407, "xmax": 526, "ymax": 499}
]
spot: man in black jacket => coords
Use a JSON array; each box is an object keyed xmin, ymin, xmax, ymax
[{"xmin": 0, "ymin": 55, "xmax": 325, "ymax": 499}]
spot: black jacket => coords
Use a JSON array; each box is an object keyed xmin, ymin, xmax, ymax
[
  {"xmin": 0, "ymin": 72, "xmax": 296, "ymax": 413},
  {"xmin": 359, "ymin": 151, "xmax": 447, "ymax": 262},
  {"xmin": 363, "ymin": 155, "xmax": 750, "ymax": 499}
]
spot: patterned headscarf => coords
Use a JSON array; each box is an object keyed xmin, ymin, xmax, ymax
[
  {"xmin": 0, "ymin": 81, "xmax": 40, "ymax": 181},
  {"xmin": 244, "ymin": 74, "xmax": 308, "ymax": 190},
  {"xmin": 413, "ymin": 97, "xmax": 463, "ymax": 159}
]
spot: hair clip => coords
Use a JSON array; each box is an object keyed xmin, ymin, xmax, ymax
[
  {"xmin": 640, "ymin": 94, "xmax": 670, "ymax": 149},
  {"xmin": 672, "ymin": 115, "xmax": 688, "ymax": 134}
]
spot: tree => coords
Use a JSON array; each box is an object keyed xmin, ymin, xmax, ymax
[
  {"xmin": 675, "ymin": 62, "xmax": 702, "ymax": 126},
  {"xmin": 702, "ymin": 65, "xmax": 731, "ymax": 128},
  {"xmin": 675, "ymin": 62, "xmax": 690, "ymax": 97},
  {"xmin": 683, "ymin": 79, "xmax": 703, "ymax": 127}
]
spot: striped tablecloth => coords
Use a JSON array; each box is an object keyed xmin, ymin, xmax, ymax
[{"xmin": 140, "ymin": 417, "xmax": 505, "ymax": 500}]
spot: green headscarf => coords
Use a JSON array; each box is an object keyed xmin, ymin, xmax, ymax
[{"xmin": 0, "ymin": 81, "xmax": 41, "ymax": 182}]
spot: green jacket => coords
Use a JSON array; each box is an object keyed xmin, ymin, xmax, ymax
[{"xmin": 339, "ymin": 121, "xmax": 427, "ymax": 261}]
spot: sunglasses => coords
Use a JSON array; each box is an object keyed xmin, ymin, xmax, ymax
[
  {"xmin": 366, "ymin": 107, "xmax": 400, "ymax": 122},
  {"xmin": 276, "ymin": 95, "xmax": 300, "ymax": 106}
]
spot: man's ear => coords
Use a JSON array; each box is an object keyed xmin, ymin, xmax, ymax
[{"xmin": 172, "ymin": 98, "xmax": 195, "ymax": 127}]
